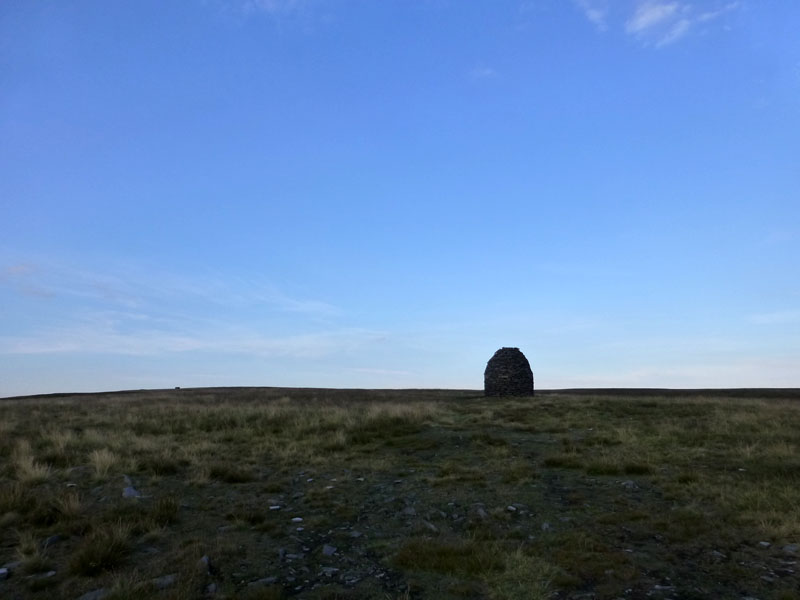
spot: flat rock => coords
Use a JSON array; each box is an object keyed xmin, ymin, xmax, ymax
[
  {"xmin": 0, "ymin": 568, "xmax": 7, "ymax": 580},
  {"xmin": 152, "ymin": 573, "xmax": 177, "ymax": 590},
  {"xmin": 122, "ymin": 486, "xmax": 141, "ymax": 498},
  {"xmin": 249, "ymin": 576, "xmax": 278, "ymax": 586},
  {"xmin": 76, "ymin": 589, "xmax": 107, "ymax": 600},
  {"xmin": 322, "ymin": 544, "xmax": 337, "ymax": 556}
]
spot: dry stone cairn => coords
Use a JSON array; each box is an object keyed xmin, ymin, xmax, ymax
[{"xmin": 484, "ymin": 347, "xmax": 534, "ymax": 396}]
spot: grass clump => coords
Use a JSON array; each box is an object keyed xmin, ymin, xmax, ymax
[
  {"xmin": 68, "ymin": 522, "xmax": 131, "ymax": 576},
  {"xmin": 89, "ymin": 448, "xmax": 121, "ymax": 480},
  {"xmin": 486, "ymin": 549, "xmax": 558, "ymax": 600},
  {"xmin": 393, "ymin": 537, "xmax": 503, "ymax": 576}
]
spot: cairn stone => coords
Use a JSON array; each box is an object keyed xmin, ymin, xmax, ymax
[{"xmin": 484, "ymin": 347, "xmax": 534, "ymax": 396}]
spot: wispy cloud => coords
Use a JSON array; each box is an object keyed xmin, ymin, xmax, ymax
[
  {"xmin": 242, "ymin": 0, "xmax": 305, "ymax": 15},
  {"xmin": 469, "ymin": 64, "xmax": 497, "ymax": 80},
  {"xmin": 573, "ymin": 0, "xmax": 608, "ymax": 31},
  {"xmin": 625, "ymin": 2, "xmax": 681, "ymax": 35},
  {"xmin": 574, "ymin": 1, "xmax": 741, "ymax": 48},
  {"xmin": 0, "ymin": 257, "xmax": 350, "ymax": 359},
  {"xmin": 0, "ymin": 323, "xmax": 384, "ymax": 358}
]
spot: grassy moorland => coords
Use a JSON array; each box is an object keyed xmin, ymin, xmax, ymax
[{"xmin": 1, "ymin": 387, "xmax": 799, "ymax": 600}]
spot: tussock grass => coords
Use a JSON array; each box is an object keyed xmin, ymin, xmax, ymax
[
  {"xmin": 89, "ymin": 448, "xmax": 121, "ymax": 480},
  {"xmin": 13, "ymin": 440, "xmax": 51, "ymax": 484},
  {"xmin": 68, "ymin": 521, "xmax": 131, "ymax": 576}
]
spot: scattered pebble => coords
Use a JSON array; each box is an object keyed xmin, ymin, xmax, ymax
[
  {"xmin": 422, "ymin": 520, "xmax": 438, "ymax": 533},
  {"xmin": 541, "ymin": 522, "xmax": 551, "ymax": 531},
  {"xmin": 321, "ymin": 567, "xmax": 339, "ymax": 577},
  {"xmin": 291, "ymin": 517, "xmax": 303, "ymax": 523},
  {"xmin": 269, "ymin": 506, "xmax": 281, "ymax": 510},
  {"xmin": 76, "ymin": 589, "xmax": 108, "ymax": 600},
  {"xmin": 151, "ymin": 573, "xmax": 177, "ymax": 590},
  {"xmin": 296, "ymin": 527, "xmax": 304, "ymax": 532},
  {"xmin": 0, "ymin": 568, "xmax": 7, "ymax": 580},
  {"xmin": 621, "ymin": 480, "xmax": 638, "ymax": 490},
  {"xmin": 402, "ymin": 506, "xmax": 416, "ymax": 517},
  {"xmin": 322, "ymin": 544, "xmax": 337, "ymax": 556},
  {"xmin": 759, "ymin": 541, "xmax": 771, "ymax": 548},
  {"xmin": 249, "ymin": 576, "xmax": 278, "ymax": 586},
  {"xmin": 507, "ymin": 505, "xmax": 517, "ymax": 512},
  {"xmin": 197, "ymin": 555, "xmax": 212, "ymax": 574},
  {"xmin": 783, "ymin": 544, "xmax": 798, "ymax": 555},
  {"xmin": 349, "ymin": 530, "xmax": 363, "ymax": 538},
  {"xmin": 122, "ymin": 486, "xmax": 141, "ymax": 498}
]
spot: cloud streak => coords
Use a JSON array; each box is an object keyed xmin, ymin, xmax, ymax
[
  {"xmin": 0, "ymin": 257, "xmax": 352, "ymax": 360},
  {"xmin": 574, "ymin": 1, "xmax": 741, "ymax": 47}
]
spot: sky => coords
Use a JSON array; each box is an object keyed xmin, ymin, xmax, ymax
[{"xmin": 1, "ymin": 0, "xmax": 799, "ymax": 397}]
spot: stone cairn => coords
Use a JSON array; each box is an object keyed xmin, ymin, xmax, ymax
[{"xmin": 484, "ymin": 347, "xmax": 534, "ymax": 396}]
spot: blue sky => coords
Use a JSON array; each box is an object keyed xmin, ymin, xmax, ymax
[{"xmin": 1, "ymin": 0, "xmax": 799, "ymax": 396}]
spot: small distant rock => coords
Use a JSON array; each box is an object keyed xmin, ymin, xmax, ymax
[
  {"xmin": 476, "ymin": 507, "xmax": 488, "ymax": 519},
  {"xmin": 291, "ymin": 517, "xmax": 303, "ymax": 523},
  {"xmin": 76, "ymin": 589, "xmax": 107, "ymax": 600},
  {"xmin": 322, "ymin": 545, "xmax": 337, "ymax": 556},
  {"xmin": 621, "ymin": 480, "xmax": 638, "ymax": 490},
  {"xmin": 269, "ymin": 505, "xmax": 281, "ymax": 510},
  {"xmin": 249, "ymin": 576, "xmax": 278, "ymax": 586},
  {"xmin": 422, "ymin": 520, "xmax": 438, "ymax": 533},
  {"xmin": 122, "ymin": 486, "xmax": 141, "ymax": 498},
  {"xmin": 402, "ymin": 506, "xmax": 416, "ymax": 517},
  {"xmin": 152, "ymin": 573, "xmax": 177, "ymax": 590},
  {"xmin": 0, "ymin": 568, "xmax": 8, "ymax": 580},
  {"xmin": 321, "ymin": 567, "xmax": 339, "ymax": 577},
  {"xmin": 758, "ymin": 541, "xmax": 771, "ymax": 548},
  {"xmin": 197, "ymin": 555, "xmax": 212, "ymax": 574},
  {"xmin": 783, "ymin": 544, "xmax": 798, "ymax": 554},
  {"xmin": 44, "ymin": 534, "xmax": 64, "ymax": 548},
  {"xmin": 349, "ymin": 530, "xmax": 363, "ymax": 538},
  {"xmin": 507, "ymin": 505, "xmax": 517, "ymax": 512},
  {"xmin": 541, "ymin": 522, "xmax": 551, "ymax": 531},
  {"xmin": 206, "ymin": 583, "xmax": 218, "ymax": 595}
]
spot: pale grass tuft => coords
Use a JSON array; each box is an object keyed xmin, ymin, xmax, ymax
[
  {"xmin": 16, "ymin": 530, "xmax": 51, "ymax": 574},
  {"xmin": 90, "ymin": 448, "xmax": 121, "ymax": 480},
  {"xmin": 487, "ymin": 547, "xmax": 557, "ymax": 600},
  {"xmin": 13, "ymin": 441, "xmax": 51, "ymax": 484},
  {"xmin": 55, "ymin": 489, "xmax": 82, "ymax": 519},
  {"xmin": 44, "ymin": 428, "xmax": 78, "ymax": 453}
]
